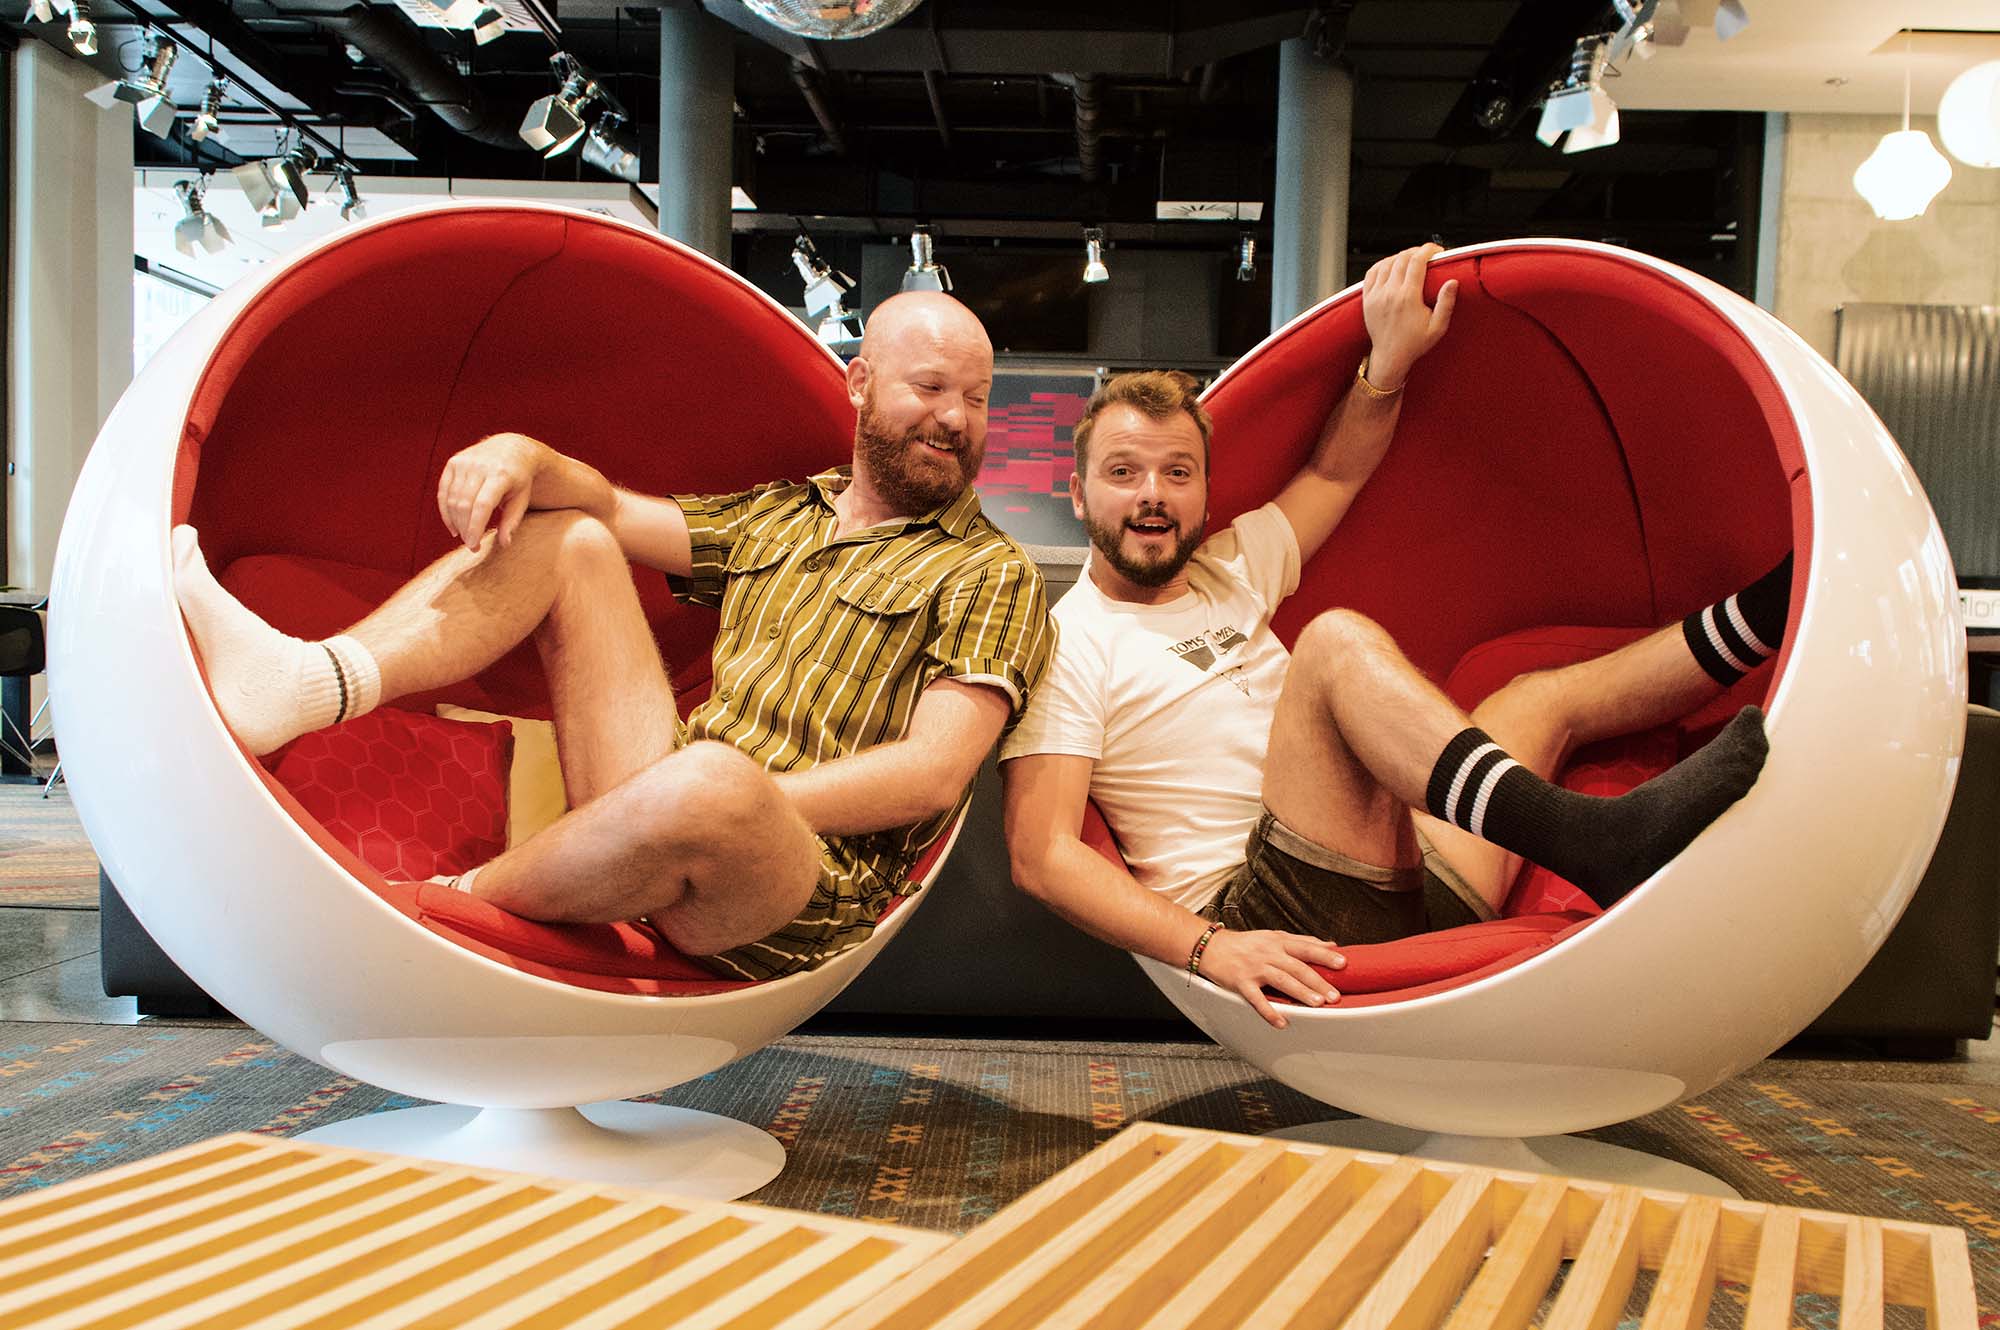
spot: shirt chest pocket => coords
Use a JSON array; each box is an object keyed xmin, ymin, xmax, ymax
[
  {"xmin": 719, "ymin": 536, "xmax": 791, "ymax": 630},
  {"xmin": 809, "ymin": 571, "xmax": 935, "ymax": 681}
]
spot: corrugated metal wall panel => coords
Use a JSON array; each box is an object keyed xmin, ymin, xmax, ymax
[{"xmin": 1835, "ymin": 303, "xmax": 2000, "ymax": 579}]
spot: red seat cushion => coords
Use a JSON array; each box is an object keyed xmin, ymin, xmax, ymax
[
  {"xmin": 1302, "ymin": 913, "xmax": 1595, "ymax": 1007},
  {"xmin": 265, "ymin": 709, "xmax": 512, "ymax": 881}
]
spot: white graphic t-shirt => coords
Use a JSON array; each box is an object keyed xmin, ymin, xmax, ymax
[{"xmin": 1000, "ymin": 502, "xmax": 1301, "ymax": 910}]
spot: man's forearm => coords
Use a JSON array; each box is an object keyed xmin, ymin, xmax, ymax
[
  {"xmin": 1304, "ymin": 370, "xmax": 1404, "ymax": 489},
  {"xmin": 503, "ymin": 436, "xmax": 618, "ymax": 518},
  {"xmin": 1020, "ymin": 836, "xmax": 1212, "ymax": 968},
  {"xmin": 771, "ymin": 739, "xmax": 963, "ymax": 836}
]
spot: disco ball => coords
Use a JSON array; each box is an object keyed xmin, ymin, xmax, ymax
[{"xmin": 741, "ymin": 0, "xmax": 924, "ymax": 41}]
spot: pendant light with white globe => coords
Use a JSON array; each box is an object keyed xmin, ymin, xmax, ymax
[
  {"xmin": 1853, "ymin": 34, "xmax": 1952, "ymax": 221},
  {"xmin": 1938, "ymin": 59, "xmax": 2000, "ymax": 170}
]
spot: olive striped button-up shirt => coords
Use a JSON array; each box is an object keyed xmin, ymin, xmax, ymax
[{"xmin": 670, "ymin": 467, "xmax": 1053, "ymax": 980}]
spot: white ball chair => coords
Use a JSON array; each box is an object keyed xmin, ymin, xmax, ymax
[
  {"xmin": 1104, "ymin": 239, "xmax": 1964, "ymax": 1193},
  {"xmin": 48, "ymin": 203, "xmax": 961, "ymax": 1196}
]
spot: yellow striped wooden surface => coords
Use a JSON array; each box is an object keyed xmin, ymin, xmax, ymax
[
  {"xmin": 829, "ymin": 1123, "xmax": 1980, "ymax": 1330},
  {"xmin": 0, "ymin": 1132, "xmax": 950, "ymax": 1330}
]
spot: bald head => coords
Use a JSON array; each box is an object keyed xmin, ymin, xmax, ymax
[
  {"xmin": 856, "ymin": 291, "xmax": 993, "ymax": 368},
  {"xmin": 844, "ymin": 291, "xmax": 994, "ymax": 518}
]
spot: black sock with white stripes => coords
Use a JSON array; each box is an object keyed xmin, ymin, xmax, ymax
[
  {"xmin": 1423, "ymin": 707, "xmax": 1770, "ymax": 908},
  {"xmin": 1684, "ymin": 554, "xmax": 1793, "ymax": 685}
]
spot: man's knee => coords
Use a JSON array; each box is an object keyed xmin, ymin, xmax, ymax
[
  {"xmin": 641, "ymin": 742, "xmax": 819, "ymax": 954},
  {"xmin": 1478, "ymin": 667, "xmax": 1567, "ymax": 726},
  {"xmin": 512, "ymin": 510, "xmax": 624, "ymax": 577},
  {"xmin": 631, "ymin": 741, "xmax": 785, "ymax": 853},
  {"xmin": 1294, "ymin": 608, "xmax": 1397, "ymax": 675}
]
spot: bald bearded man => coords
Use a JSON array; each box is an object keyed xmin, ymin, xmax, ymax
[{"xmin": 172, "ymin": 292, "xmax": 1053, "ymax": 980}]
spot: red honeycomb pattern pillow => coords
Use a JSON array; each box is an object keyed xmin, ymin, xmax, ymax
[{"xmin": 264, "ymin": 708, "xmax": 513, "ymax": 881}]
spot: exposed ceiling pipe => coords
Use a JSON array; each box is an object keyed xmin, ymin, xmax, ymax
[
  {"xmin": 307, "ymin": 6, "xmax": 528, "ymax": 149},
  {"xmin": 921, "ymin": 69, "xmax": 951, "ymax": 149},
  {"xmin": 335, "ymin": 80, "xmax": 421, "ymax": 126},
  {"xmin": 135, "ymin": 0, "xmax": 410, "ymax": 146},
  {"xmin": 789, "ymin": 59, "xmax": 849, "ymax": 156},
  {"xmin": 1067, "ymin": 72, "xmax": 1102, "ymax": 184}
]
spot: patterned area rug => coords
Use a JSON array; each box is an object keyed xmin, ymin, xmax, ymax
[
  {"xmin": 0, "ymin": 785, "xmax": 95, "ymax": 909},
  {"xmin": 1, "ymin": 1023, "xmax": 1996, "ymax": 1321}
]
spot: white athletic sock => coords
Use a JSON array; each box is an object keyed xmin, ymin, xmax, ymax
[
  {"xmin": 171, "ymin": 525, "xmax": 384, "ymax": 755},
  {"xmin": 322, "ymin": 634, "xmax": 383, "ymax": 730}
]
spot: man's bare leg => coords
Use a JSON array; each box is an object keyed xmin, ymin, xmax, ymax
[
  {"xmin": 1412, "ymin": 625, "xmax": 1735, "ymax": 915},
  {"xmin": 471, "ymin": 741, "xmax": 821, "ymax": 954},
  {"xmin": 1262, "ymin": 611, "xmax": 1461, "ymax": 875},
  {"xmin": 1260, "ymin": 608, "xmax": 1766, "ymax": 919},
  {"xmin": 350, "ymin": 513, "xmax": 818, "ymax": 950},
  {"xmin": 449, "ymin": 516, "xmax": 822, "ymax": 951},
  {"xmin": 177, "ymin": 513, "xmax": 820, "ymax": 951},
  {"xmin": 175, "ymin": 512, "xmax": 660, "ymax": 757}
]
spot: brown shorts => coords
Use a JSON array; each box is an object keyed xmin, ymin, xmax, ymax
[{"xmin": 1201, "ymin": 809, "xmax": 1495, "ymax": 945}]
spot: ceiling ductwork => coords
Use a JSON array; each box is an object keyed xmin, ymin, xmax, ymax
[
  {"xmin": 699, "ymin": 0, "xmax": 1316, "ymax": 76},
  {"xmin": 1054, "ymin": 73, "xmax": 1103, "ymax": 185},
  {"xmin": 306, "ymin": 4, "xmax": 530, "ymax": 149}
]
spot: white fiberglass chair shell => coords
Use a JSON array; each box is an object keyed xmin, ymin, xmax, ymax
[
  {"xmin": 1102, "ymin": 240, "xmax": 1963, "ymax": 1191},
  {"xmin": 48, "ymin": 203, "xmax": 960, "ymax": 1195}
]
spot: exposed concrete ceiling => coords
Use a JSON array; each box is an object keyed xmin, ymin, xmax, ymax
[
  {"xmin": 57, "ymin": 0, "xmax": 2000, "ymax": 300},
  {"xmin": 1611, "ymin": 0, "xmax": 2000, "ymax": 114}
]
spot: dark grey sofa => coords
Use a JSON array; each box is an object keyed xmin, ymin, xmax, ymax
[{"xmin": 99, "ymin": 705, "xmax": 2000, "ymax": 1047}]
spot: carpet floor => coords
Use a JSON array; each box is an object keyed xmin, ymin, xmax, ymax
[
  {"xmin": 1, "ymin": 1022, "xmax": 1995, "ymax": 1319},
  {"xmin": 0, "ymin": 785, "xmax": 94, "ymax": 910}
]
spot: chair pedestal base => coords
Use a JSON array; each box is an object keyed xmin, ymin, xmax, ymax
[
  {"xmin": 299, "ymin": 1102, "xmax": 786, "ymax": 1198},
  {"xmin": 1270, "ymin": 1119, "xmax": 1740, "ymax": 1198}
]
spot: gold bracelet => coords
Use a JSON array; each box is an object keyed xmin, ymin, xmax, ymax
[
  {"xmin": 1353, "ymin": 355, "xmax": 1405, "ymax": 401},
  {"xmin": 1188, "ymin": 923, "xmax": 1221, "ymax": 976}
]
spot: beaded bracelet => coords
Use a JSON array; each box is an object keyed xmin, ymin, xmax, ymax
[
  {"xmin": 1188, "ymin": 923, "xmax": 1221, "ymax": 977},
  {"xmin": 1353, "ymin": 355, "xmax": 1406, "ymax": 401}
]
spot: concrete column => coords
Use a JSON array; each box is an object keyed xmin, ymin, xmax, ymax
[
  {"xmin": 657, "ymin": 2, "xmax": 733, "ymax": 263},
  {"xmin": 1754, "ymin": 111, "xmax": 1785, "ymax": 312},
  {"xmin": 1271, "ymin": 39, "xmax": 1353, "ymax": 331},
  {"xmin": 8, "ymin": 39, "xmax": 133, "ymax": 591}
]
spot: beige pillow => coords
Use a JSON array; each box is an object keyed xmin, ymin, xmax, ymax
[{"xmin": 435, "ymin": 704, "xmax": 568, "ymax": 846}]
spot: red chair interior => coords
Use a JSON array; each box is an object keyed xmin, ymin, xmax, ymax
[
  {"xmin": 174, "ymin": 225, "xmax": 1807, "ymax": 1006},
  {"xmin": 173, "ymin": 208, "xmax": 870, "ymax": 994},
  {"xmin": 1086, "ymin": 244, "xmax": 1808, "ymax": 1006}
]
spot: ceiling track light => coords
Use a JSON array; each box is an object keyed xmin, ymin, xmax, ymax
[
  {"xmin": 1605, "ymin": 0, "xmax": 1654, "ymax": 66},
  {"xmin": 1535, "ymin": 36, "xmax": 1619, "ymax": 154},
  {"xmin": 519, "ymin": 51, "xmax": 601, "ymax": 157},
  {"xmin": 423, "ymin": 0, "xmax": 508, "ymax": 43},
  {"xmin": 901, "ymin": 225, "xmax": 951, "ymax": 293},
  {"xmin": 1235, "ymin": 233, "xmax": 1257, "ymax": 282},
  {"xmin": 1647, "ymin": 0, "xmax": 1748, "ymax": 46},
  {"xmin": 1082, "ymin": 227, "xmax": 1110, "ymax": 284},
  {"xmin": 172, "ymin": 177, "xmax": 231, "ymax": 257},
  {"xmin": 64, "ymin": 0, "xmax": 95, "ymax": 55},
  {"xmin": 330, "ymin": 162, "xmax": 366, "ymax": 222},
  {"xmin": 24, "ymin": 0, "xmax": 94, "ymax": 54},
  {"xmin": 190, "ymin": 78, "xmax": 227, "ymax": 143},
  {"xmin": 580, "ymin": 109, "xmax": 641, "ymax": 183},
  {"xmin": 85, "ymin": 34, "xmax": 179, "ymax": 139},
  {"xmin": 792, "ymin": 234, "xmax": 861, "ymax": 350},
  {"xmin": 233, "ymin": 134, "xmax": 319, "ymax": 229}
]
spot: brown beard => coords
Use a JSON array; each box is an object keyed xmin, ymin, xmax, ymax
[
  {"xmin": 855, "ymin": 391, "xmax": 984, "ymax": 516},
  {"xmin": 1083, "ymin": 504, "xmax": 1205, "ymax": 588}
]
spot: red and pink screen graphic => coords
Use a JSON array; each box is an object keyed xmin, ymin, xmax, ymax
[{"xmin": 972, "ymin": 373, "xmax": 1093, "ymax": 547}]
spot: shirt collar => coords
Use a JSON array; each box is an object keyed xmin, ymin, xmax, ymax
[{"xmin": 807, "ymin": 466, "xmax": 982, "ymax": 540}]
